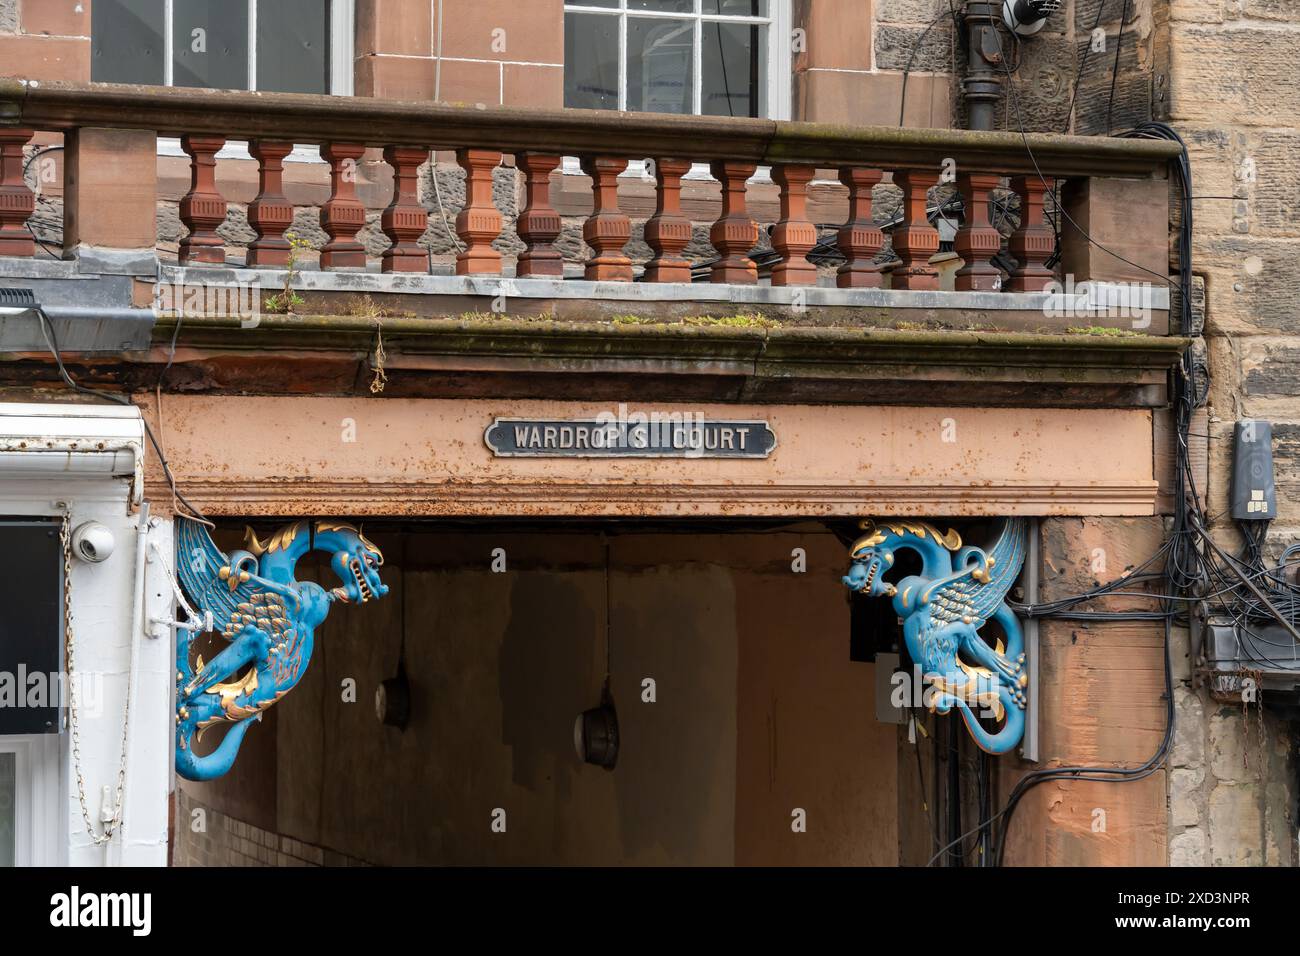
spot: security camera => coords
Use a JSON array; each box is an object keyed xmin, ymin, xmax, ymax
[
  {"xmin": 1003, "ymin": 0, "xmax": 1062, "ymax": 35},
  {"xmin": 71, "ymin": 521, "xmax": 115, "ymax": 563}
]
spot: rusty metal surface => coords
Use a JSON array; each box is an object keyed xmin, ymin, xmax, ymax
[{"xmin": 136, "ymin": 395, "xmax": 1159, "ymax": 519}]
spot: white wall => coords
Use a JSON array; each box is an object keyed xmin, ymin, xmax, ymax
[{"xmin": 0, "ymin": 446, "xmax": 174, "ymax": 865}]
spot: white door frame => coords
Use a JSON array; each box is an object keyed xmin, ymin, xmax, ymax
[{"xmin": 0, "ymin": 734, "xmax": 61, "ymax": 866}]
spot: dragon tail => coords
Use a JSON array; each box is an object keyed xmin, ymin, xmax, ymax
[
  {"xmin": 176, "ymin": 717, "xmax": 257, "ymax": 781},
  {"xmin": 951, "ymin": 687, "xmax": 1025, "ymax": 756}
]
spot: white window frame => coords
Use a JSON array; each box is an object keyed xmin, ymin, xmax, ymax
[
  {"xmin": 151, "ymin": 0, "xmax": 354, "ymax": 95},
  {"xmin": 151, "ymin": 0, "xmax": 355, "ymax": 163},
  {"xmin": 563, "ymin": 1, "xmax": 790, "ymax": 180},
  {"xmin": 0, "ymin": 735, "xmax": 61, "ymax": 867},
  {"xmin": 563, "ymin": 0, "xmax": 793, "ymax": 121}
]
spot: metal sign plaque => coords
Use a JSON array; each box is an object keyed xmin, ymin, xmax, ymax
[{"xmin": 485, "ymin": 416, "xmax": 777, "ymax": 459}]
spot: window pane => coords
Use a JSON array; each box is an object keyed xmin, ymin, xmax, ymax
[
  {"xmin": 257, "ymin": 0, "xmax": 329, "ymax": 93},
  {"xmin": 627, "ymin": 17, "xmax": 693, "ymax": 114},
  {"xmin": 0, "ymin": 752, "xmax": 14, "ymax": 868},
  {"xmin": 631, "ymin": 0, "xmax": 694, "ymax": 11},
  {"xmin": 173, "ymin": 0, "xmax": 249, "ymax": 90},
  {"xmin": 565, "ymin": 13, "xmax": 619, "ymax": 110},
  {"xmin": 704, "ymin": 1, "xmax": 770, "ymax": 14},
  {"xmin": 91, "ymin": 0, "xmax": 166, "ymax": 85},
  {"xmin": 566, "ymin": 0, "xmax": 619, "ymax": 6},
  {"xmin": 702, "ymin": 21, "xmax": 766, "ymax": 117}
]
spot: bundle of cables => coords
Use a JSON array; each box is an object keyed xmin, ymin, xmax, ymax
[{"xmin": 923, "ymin": 122, "xmax": 1204, "ymax": 867}]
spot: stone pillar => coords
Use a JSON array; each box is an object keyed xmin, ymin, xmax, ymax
[
  {"xmin": 63, "ymin": 127, "xmax": 159, "ymax": 273},
  {"xmin": 998, "ymin": 517, "xmax": 1170, "ymax": 867},
  {"xmin": 1059, "ymin": 177, "xmax": 1170, "ymax": 285}
]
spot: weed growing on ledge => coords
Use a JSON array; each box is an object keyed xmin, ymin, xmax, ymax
[
  {"xmin": 1065, "ymin": 326, "xmax": 1147, "ymax": 337},
  {"xmin": 264, "ymin": 231, "xmax": 311, "ymax": 315},
  {"xmin": 609, "ymin": 313, "xmax": 778, "ymax": 329}
]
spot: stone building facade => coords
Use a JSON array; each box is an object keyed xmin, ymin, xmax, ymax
[{"xmin": 0, "ymin": 0, "xmax": 1292, "ymax": 868}]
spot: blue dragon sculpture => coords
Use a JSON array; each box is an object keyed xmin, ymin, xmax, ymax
[
  {"xmin": 842, "ymin": 518, "xmax": 1030, "ymax": 754},
  {"xmin": 174, "ymin": 517, "xmax": 388, "ymax": 781}
]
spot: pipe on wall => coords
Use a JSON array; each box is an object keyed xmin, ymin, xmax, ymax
[{"xmin": 962, "ymin": 1, "xmax": 1004, "ymax": 131}]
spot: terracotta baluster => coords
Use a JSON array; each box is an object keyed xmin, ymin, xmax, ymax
[
  {"xmin": 382, "ymin": 146, "xmax": 429, "ymax": 273},
  {"xmin": 179, "ymin": 135, "xmax": 227, "ymax": 265},
  {"xmin": 710, "ymin": 161, "xmax": 758, "ymax": 284},
  {"xmin": 954, "ymin": 172, "xmax": 1003, "ymax": 292},
  {"xmin": 515, "ymin": 153, "xmax": 563, "ymax": 278},
  {"xmin": 456, "ymin": 148, "xmax": 503, "ymax": 275},
  {"xmin": 0, "ymin": 129, "xmax": 35, "ymax": 257},
  {"xmin": 320, "ymin": 143, "xmax": 368, "ymax": 270},
  {"xmin": 246, "ymin": 141, "xmax": 294, "ymax": 267},
  {"xmin": 643, "ymin": 158, "xmax": 693, "ymax": 284},
  {"xmin": 771, "ymin": 164, "xmax": 818, "ymax": 287},
  {"xmin": 1008, "ymin": 175, "xmax": 1055, "ymax": 292},
  {"xmin": 889, "ymin": 171, "xmax": 940, "ymax": 290},
  {"xmin": 837, "ymin": 167, "xmax": 885, "ymax": 288},
  {"xmin": 581, "ymin": 156, "xmax": 631, "ymax": 282}
]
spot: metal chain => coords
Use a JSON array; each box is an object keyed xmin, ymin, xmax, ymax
[{"xmin": 62, "ymin": 513, "xmax": 133, "ymax": 846}]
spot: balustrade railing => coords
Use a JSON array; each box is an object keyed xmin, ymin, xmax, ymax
[{"xmin": 0, "ymin": 81, "xmax": 1180, "ymax": 294}]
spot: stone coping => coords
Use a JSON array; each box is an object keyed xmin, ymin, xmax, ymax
[
  {"xmin": 154, "ymin": 263, "xmax": 1171, "ymax": 313},
  {"xmin": 1, "ymin": 79, "xmax": 1182, "ymax": 178}
]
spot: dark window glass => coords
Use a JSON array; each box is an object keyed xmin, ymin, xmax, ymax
[
  {"xmin": 630, "ymin": 0, "xmax": 694, "ymax": 11},
  {"xmin": 0, "ymin": 523, "xmax": 61, "ymax": 737},
  {"xmin": 703, "ymin": 0, "xmax": 769, "ymax": 13},
  {"xmin": 564, "ymin": 13, "xmax": 619, "ymax": 110},
  {"xmin": 172, "ymin": 0, "xmax": 249, "ymax": 90},
  {"xmin": 701, "ymin": 20, "xmax": 765, "ymax": 117},
  {"xmin": 91, "ymin": 0, "xmax": 166, "ymax": 85},
  {"xmin": 257, "ymin": 0, "xmax": 330, "ymax": 93},
  {"xmin": 627, "ymin": 17, "xmax": 693, "ymax": 113}
]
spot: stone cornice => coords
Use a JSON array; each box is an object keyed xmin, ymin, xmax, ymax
[
  {"xmin": 141, "ymin": 314, "xmax": 1188, "ymax": 408},
  {"xmin": 145, "ymin": 478, "xmax": 1160, "ymax": 519}
]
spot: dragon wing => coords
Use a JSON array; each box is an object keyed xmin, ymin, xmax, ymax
[
  {"xmin": 928, "ymin": 518, "xmax": 1029, "ymax": 628},
  {"xmin": 175, "ymin": 516, "xmax": 259, "ymax": 635}
]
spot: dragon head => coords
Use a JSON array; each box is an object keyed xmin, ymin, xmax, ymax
[
  {"xmin": 842, "ymin": 538, "xmax": 898, "ymax": 598},
  {"xmin": 842, "ymin": 520, "xmax": 962, "ymax": 598},
  {"xmin": 314, "ymin": 522, "xmax": 389, "ymax": 604}
]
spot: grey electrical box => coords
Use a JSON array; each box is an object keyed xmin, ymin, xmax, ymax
[
  {"xmin": 1230, "ymin": 419, "xmax": 1276, "ymax": 521},
  {"xmin": 874, "ymin": 652, "xmax": 906, "ymax": 725}
]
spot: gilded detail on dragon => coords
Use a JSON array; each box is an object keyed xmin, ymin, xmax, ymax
[
  {"xmin": 842, "ymin": 518, "xmax": 1030, "ymax": 754},
  {"xmin": 174, "ymin": 517, "xmax": 388, "ymax": 780}
]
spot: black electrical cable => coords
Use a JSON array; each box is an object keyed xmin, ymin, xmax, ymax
[
  {"xmin": 34, "ymin": 305, "xmax": 212, "ymax": 525},
  {"xmin": 899, "ymin": 10, "xmax": 953, "ymax": 127},
  {"xmin": 985, "ymin": 15, "xmax": 1179, "ymax": 289},
  {"xmin": 1105, "ymin": 0, "xmax": 1132, "ymax": 135},
  {"xmin": 918, "ymin": 120, "xmax": 1201, "ymax": 868},
  {"xmin": 1064, "ymin": 0, "xmax": 1108, "ymax": 132},
  {"xmin": 913, "ymin": 709, "xmax": 944, "ymax": 855},
  {"xmin": 986, "ymin": 121, "xmax": 1198, "ymax": 866},
  {"xmin": 21, "ymin": 145, "xmax": 65, "ymax": 260}
]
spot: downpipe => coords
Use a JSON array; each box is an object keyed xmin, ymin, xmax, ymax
[{"xmin": 962, "ymin": 1, "xmax": 1004, "ymax": 132}]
